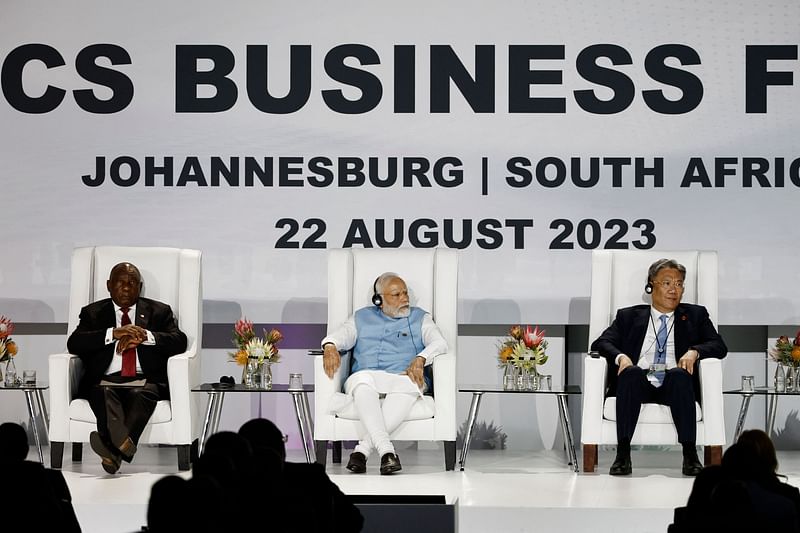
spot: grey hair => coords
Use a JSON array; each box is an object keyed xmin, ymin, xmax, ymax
[
  {"xmin": 647, "ymin": 258, "xmax": 686, "ymax": 284},
  {"xmin": 375, "ymin": 272, "xmax": 402, "ymax": 295}
]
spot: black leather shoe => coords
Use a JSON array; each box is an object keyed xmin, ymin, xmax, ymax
[
  {"xmin": 682, "ymin": 454, "xmax": 703, "ymax": 476},
  {"xmin": 346, "ymin": 452, "xmax": 367, "ymax": 473},
  {"xmin": 90, "ymin": 431, "xmax": 121, "ymax": 475},
  {"xmin": 379, "ymin": 452, "xmax": 402, "ymax": 475},
  {"xmin": 609, "ymin": 455, "xmax": 632, "ymax": 476}
]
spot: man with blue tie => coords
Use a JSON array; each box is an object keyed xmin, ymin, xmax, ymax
[{"xmin": 591, "ymin": 259, "xmax": 727, "ymax": 476}]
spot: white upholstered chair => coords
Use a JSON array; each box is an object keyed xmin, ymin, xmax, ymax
[
  {"xmin": 313, "ymin": 248, "xmax": 458, "ymax": 470},
  {"xmin": 49, "ymin": 246, "xmax": 202, "ymax": 471},
  {"xmin": 581, "ymin": 250, "xmax": 725, "ymax": 472}
]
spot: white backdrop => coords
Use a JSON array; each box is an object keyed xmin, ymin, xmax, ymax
[{"xmin": 2, "ymin": 0, "xmax": 800, "ymax": 326}]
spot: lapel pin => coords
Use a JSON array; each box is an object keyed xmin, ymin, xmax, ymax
[{"xmin": 681, "ymin": 315, "xmax": 687, "ymax": 321}]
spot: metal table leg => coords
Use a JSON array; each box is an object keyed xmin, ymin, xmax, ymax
[
  {"xmin": 300, "ymin": 391, "xmax": 314, "ymax": 435},
  {"xmin": 211, "ymin": 391, "xmax": 225, "ymax": 434},
  {"xmin": 35, "ymin": 389, "xmax": 50, "ymax": 430},
  {"xmin": 767, "ymin": 394, "xmax": 778, "ymax": 438},
  {"xmin": 556, "ymin": 394, "xmax": 579, "ymax": 473},
  {"xmin": 24, "ymin": 390, "xmax": 44, "ymax": 463},
  {"xmin": 198, "ymin": 391, "xmax": 222, "ymax": 457},
  {"xmin": 459, "ymin": 392, "xmax": 483, "ymax": 471},
  {"xmin": 733, "ymin": 393, "xmax": 752, "ymax": 443},
  {"xmin": 291, "ymin": 391, "xmax": 315, "ymax": 463}
]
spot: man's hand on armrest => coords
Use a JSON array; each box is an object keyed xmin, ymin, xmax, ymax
[
  {"xmin": 323, "ymin": 343, "xmax": 341, "ymax": 379},
  {"xmin": 402, "ymin": 356, "xmax": 425, "ymax": 388}
]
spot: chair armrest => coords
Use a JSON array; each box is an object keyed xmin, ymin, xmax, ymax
[
  {"xmin": 167, "ymin": 350, "xmax": 199, "ymax": 443},
  {"xmin": 698, "ymin": 358, "xmax": 725, "ymax": 445},
  {"xmin": 49, "ymin": 352, "xmax": 82, "ymax": 441},
  {"xmin": 432, "ymin": 350, "xmax": 456, "ymax": 440},
  {"xmin": 312, "ymin": 350, "xmax": 350, "ymax": 424},
  {"xmin": 580, "ymin": 355, "xmax": 608, "ymax": 443}
]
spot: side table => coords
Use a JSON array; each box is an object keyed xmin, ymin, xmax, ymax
[
  {"xmin": 0, "ymin": 382, "xmax": 49, "ymax": 463},
  {"xmin": 458, "ymin": 384, "xmax": 581, "ymax": 472},
  {"xmin": 192, "ymin": 383, "xmax": 315, "ymax": 462},
  {"xmin": 724, "ymin": 386, "xmax": 796, "ymax": 442}
]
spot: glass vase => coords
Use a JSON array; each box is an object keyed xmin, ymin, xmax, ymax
[
  {"xmin": 794, "ymin": 365, "xmax": 800, "ymax": 393},
  {"xmin": 775, "ymin": 364, "xmax": 786, "ymax": 393},
  {"xmin": 4, "ymin": 358, "xmax": 17, "ymax": 387},
  {"xmin": 786, "ymin": 365, "xmax": 796, "ymax": 394},
  {"xmin": 530, "ymin": 366, "xmax": 541, "ymax": 390},
  {"xmin": 243, "ymin": 358, "xmax": 258, "ymax": 388},
  {"xmin": 502, "ymin": 363, "xmax": 517, "ymax": 390},
  {"xmin": 259, "ymin": 361, "xmax": 273, "ymax": 390}
]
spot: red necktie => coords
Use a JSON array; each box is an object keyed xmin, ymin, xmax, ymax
[{"xmin": 120, "ymin": 307, "xmax": 137, "ymax": 377}]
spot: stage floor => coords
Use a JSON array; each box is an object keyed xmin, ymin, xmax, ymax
[{"xmin": 46, "ymin": 445, "xmax": 800, "ymax": 533}]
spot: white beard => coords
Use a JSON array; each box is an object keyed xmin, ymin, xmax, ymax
[{"xmin": 383, "ymin": 304, "xmax": 410, "ymax": 318}]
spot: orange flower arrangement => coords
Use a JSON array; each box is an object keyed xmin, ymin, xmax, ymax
[
  {"xmin": 769, "ymin": 331, "xmax": 800, "ymax": 367},
  {"xmin": 497, "ymin": 325, "xmax": 548, "ymax": 370},
  {"xmin": 229, "ymin": 317, "xmax": 283, "ymax": 365}
]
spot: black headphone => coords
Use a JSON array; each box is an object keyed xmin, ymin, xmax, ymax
[
  {"xmin": 372, "ymin": 277, "xmax": 383, "ymax": 307},
  {"xmin": 644, "ymin": 280, "xmax": 653, "ymax": 294}
]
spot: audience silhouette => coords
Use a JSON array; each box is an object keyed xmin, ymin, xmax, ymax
[
  {"xmin": 670, "ymin": 429, "xmax": 800, "ymax": 533},
  {"xmin": 0, "ymin": 422, "xmax": 81, "ymax": 532},
  {"xmin": 147, "ymin": 419, "xmax": 363, "ymax": 532},
  {"xmin": 238, "ymin": 418, "xmax": 364, "ymax": 532}
]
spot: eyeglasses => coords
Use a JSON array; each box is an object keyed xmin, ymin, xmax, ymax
[{"xmin": 653, "ymin": 280, "xmax": 685, "ymax": 289}]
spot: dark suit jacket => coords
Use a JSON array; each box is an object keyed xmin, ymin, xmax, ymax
[
  {"xmin": 67, "ymin": 297, "xmax": 187, "ymax": 399},
  {"xmin": 590, "ymin": 303, "xmax": 727, "ymax": 398}
]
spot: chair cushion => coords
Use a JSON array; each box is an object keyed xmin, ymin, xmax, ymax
[
  {"xmin": 335, "ymin": 395, "xmax": 435, "ymax": 421},
  {"xmin": 603, "ymin": 397, "xmax": 702, "ymax": 423},
  {"xmin": 68, "ymin": 398, "xmax": 173, "ymax": 424}
]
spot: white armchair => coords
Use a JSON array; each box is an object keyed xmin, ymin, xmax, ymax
[
  {"xmin": 49, "ymin": 246, "xmax": 202, "ymax": 471},
  {"xmin": 313, "ymin": 248, "xmax": 458, "ymax": 470},
  {"xmin": 581, "ymin": 250, "xmax": 725, "ymax": 472}
]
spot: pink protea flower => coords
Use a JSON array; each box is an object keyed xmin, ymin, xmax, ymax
[
  {"xmin": 234, "ymin": 317, "xmax": 254, "ymax": 338},
  {"xmin": 522, "ymin": 325, "xmax": 546, "ymax": 348},
  {"xmin": 0, "ymin": 316, "xmax": 14, "ymax": 339}
]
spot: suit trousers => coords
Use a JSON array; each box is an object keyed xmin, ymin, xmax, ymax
[
  {"xmin": 615, "ymin": 366, "xmax": 697, "ymax": 445},
  {"xmin": 88, "ymin": 378, "xmax": 166, "ymax": 448}
]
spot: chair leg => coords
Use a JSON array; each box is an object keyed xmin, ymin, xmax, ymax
[
  {"xmin": 583, "ymin": 444, "xmax": 598, "ymax": 472},
  {"xmin": 71, "ymin": 442, "xmax": 83, "ymax": 462},
  {"xmin": 51, "ymin": 441, "xmax": 64, "ymax": 469},
  {"xmin": 704, "ymin": 445, "xmax": 722, "ymax": 466},
  {"xmin": 177, "ymin": 444, "xmax": 191, "ymax": 471},
  {"xmin": 315, "ymin": 440, "xmax": 328, "ymax": 465},
  {"xmin": 444, "ymin": 441, "xmax": 456, "ymax": 471},
  {"xmin": 332, "ymin": 440, "xmax": 343, "ymax": 463}
]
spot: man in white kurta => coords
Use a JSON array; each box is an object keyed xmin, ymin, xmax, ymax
[{"xmin": 321, "ymin": 273, "xmax": 447, "ymax": 474}]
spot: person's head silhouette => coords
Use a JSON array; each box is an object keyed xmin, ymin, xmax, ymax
[{"xmin": 0, "ymin": 422, "xmax": 29, "ymax": 464}]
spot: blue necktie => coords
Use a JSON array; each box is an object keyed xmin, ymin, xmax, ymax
[{"xmin": 653, "ymin": 314, "xmax": 668, "ymax": 386}]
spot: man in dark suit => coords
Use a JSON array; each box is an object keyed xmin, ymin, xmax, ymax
[
  {"xmin": 591, "ymin": 258, "xmax": 727, "ymax": 477},
  {"xmin": 67, "ymin": 262, "xmax": 187, "ymax": 474}
]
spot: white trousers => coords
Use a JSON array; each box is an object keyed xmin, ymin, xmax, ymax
[{"xmin": 347, "ymin": 371, "xmax": 420, "ymax": 457}]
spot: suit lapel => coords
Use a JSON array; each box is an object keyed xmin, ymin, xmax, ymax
[
  {"xmin": 100, "ymin": 300, "xmax": 116, "ymax": 327},
  {"xmin": 674, "ymin": 304, "xmax": 689, "ymax": 355},
  {"xmin": 631, "ymin": 306, "xmax": 650, "ymax": 361},
  {"xmin": 135, "ymin": 298, "xmax": 150, "ymax": 328}
]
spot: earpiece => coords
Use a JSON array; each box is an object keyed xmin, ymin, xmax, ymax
[
  {"xmin": 372, "ymin": 277, "xmax": 383, "ymax": 307},
  {"xmin": 644, "ymin": 281, "xmax": 653, "ymax": 294}
]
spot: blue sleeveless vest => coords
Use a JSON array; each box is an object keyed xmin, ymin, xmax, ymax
[{"xmin": 352, "ymin": 306, "xmax": 426, "ymax": 375}]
